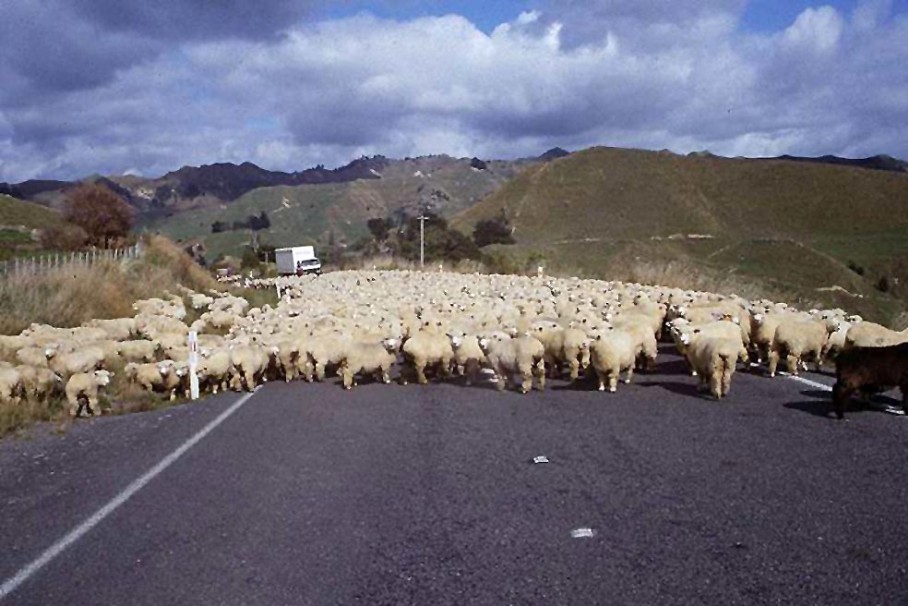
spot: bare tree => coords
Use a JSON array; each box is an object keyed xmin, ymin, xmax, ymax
[{"xmin": 62, "ymin": 183, "xmax": 134, "ymax": 248}]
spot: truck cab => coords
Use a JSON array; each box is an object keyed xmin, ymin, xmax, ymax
[
  {"xmin": 275, "ymin": 246, "xmax": 322, "ymax": 276},
  {"xmin": 295, "ymin": 257, "xmax": 322, "ymax": 276}
]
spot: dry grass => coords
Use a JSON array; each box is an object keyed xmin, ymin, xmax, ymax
[{"xmin": 0, "ymin": 235, "xmax": 216, "ymax": 334}]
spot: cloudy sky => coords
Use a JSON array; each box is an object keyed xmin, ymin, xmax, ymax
[{"xmin": 1, "ymin": 0, "xmax": 906, "ymax": 182}]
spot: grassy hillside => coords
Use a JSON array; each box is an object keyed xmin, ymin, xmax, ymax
[
  {"xmin": 146, "ymin": 157, "xmax": 526, "ymax": 260},
  {"xmin": 0, "ymin": 194, "xmax": 60, "ymax": 228},
  {"xmin": 0, "ymin": 194, "xmax": 61, "ymax": 261},
  {"xmin": 455, "ymin": 147, "xmax": 908, "ymax": 325}
]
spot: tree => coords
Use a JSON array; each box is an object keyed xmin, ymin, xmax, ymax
[
  {"xmin": 367, "ymin": 217, "xmax": 391, "ymax": 242},
  {"xmin": 473, "ymin": 213, "xmax": 515, "ymax": 247},
  {"xmin": 62, "ymin": 183, "xmax": 134, "ymax": 248}
]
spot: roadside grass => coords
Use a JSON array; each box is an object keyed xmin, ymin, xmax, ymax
[{"xmin": 0, "ymin": 235, "xmax": 217, "ymax": 335}]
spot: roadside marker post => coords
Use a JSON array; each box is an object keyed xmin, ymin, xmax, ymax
[{"xmin": 188, "ymin": 331, "xmax": 199, "ymax": 400}]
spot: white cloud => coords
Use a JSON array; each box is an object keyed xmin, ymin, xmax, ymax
[
  {"xmin": 1, "ymin": 1, "xmax": 907, "ymax": 182},
  {"xmin": 781, "ymin": 6, "xmax": 844, "ymax": 54}
]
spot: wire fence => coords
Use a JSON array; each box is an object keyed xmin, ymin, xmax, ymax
[{"xmin": 0, "ymin": 243, "xmax": 143, "ymax": 278}]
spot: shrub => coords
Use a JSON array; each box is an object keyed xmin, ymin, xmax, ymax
[{"xmin": 473, "ymin": 214, "xmax": 515, "ymax": 247}]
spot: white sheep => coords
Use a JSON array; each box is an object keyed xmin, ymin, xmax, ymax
[
  {"xmin": 679, "ymin": 333, "xmax": 739, "ymax": 398},
  {"xmin": 15, "ymin": 346, "xmax": 54, "ymax": 368},
  {"xmin": 844, "ymin": 322, "xmax": 908, "ymax": 349},
  {"xmin": 229, "ymin": 344, "xmax": 271, "ymax": 391},
  {"xmin": 306, "ymin": 331, "xmax": 353, "ymax": 382},
  {"xmin": 768, "ymin": 318, "xmax": 829, "ymax": 377},
  {"xmin": 449, "ymin": 333, "xmax": 486, "ymax": 386},
  {"xmin": 401, "ymin": 328, "xmax": 455, "ymax": 385},
  {"xmin": 589, "ymin": 330, "xmax": 637, "ymax": 392},
  {"xmin": 125, "ymin": 361, "xmax": 185, "ymax": 400},
  {"xmin": 65, "ymin": 370, "xmax": 113, "ymax": 417},
  {"xmin": 339, "ymin": 338, "xmax": 400, "ymax": 389},
  {"xmin": 15, "ymin": 365, "xmax": 63, "ymax": 402},
  {"xmin": 48, "ymin": 346, "xmax": 106, "ymax": 378},
  {"xmin": 117, "ymin": 340, "xmax": 161, "ymax": 363},
  {"xmin": 197, "ymin": 350, "xmax": 234, "ymax": 394},
  {"xmin": 84, "ymin": 317, "xmax": 137, "ymax": 341},
  {"xmin": 533, "ymin": 324, "xmax": 591, "ymax": 381},
  {"xmin": 478, "ymin": 332, "xmax": 545, "ymax": 394}
]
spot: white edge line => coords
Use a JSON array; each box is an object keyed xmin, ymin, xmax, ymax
[
  {"xmin": 0, "ymin": 389, "xmax": 258, "ymax": 601},
  {"xmin": 779, "ymin": 372, "xmax": 832, "ymax": 392}
]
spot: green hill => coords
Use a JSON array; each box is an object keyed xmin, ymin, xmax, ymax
[
  {"xmin": 0, "ymin": 194, "xmax": 60, "ymax": 229},
  {"xmin": 454, "ymin": 147, "xmax": 908, "ymax": 325},
  {"xmin": 0, "ymin": 194, "xmax": 61, "ymax": 262}
]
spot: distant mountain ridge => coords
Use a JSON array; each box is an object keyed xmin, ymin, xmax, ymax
[
  {"xmin": 762, "ymin": 154, "xmax": 907, "ymax": 173},
  {"xmin": 3, "ymin": 148, "xmax": 903, "ymax": 212}
]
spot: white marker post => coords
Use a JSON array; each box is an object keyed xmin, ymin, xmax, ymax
[
  {"xmin": 276, "ymin": 282, "xmax": 282, "ymax": 299},
  {"xmin": 188, "ymin": 331, "xmax": 199, "ymax": 400}
]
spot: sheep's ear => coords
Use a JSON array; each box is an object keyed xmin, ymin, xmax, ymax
[{"xmin": 693, "ymin": 328, "xmax": 701, "ymax": 334}]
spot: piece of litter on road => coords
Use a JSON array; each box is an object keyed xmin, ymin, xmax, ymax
[
  {"xmin": 571, "ymin": 527, "xmax": 596, "ymax": 539},
  {"xmin": 533, "ymin": 455, "xmax": 549, "ymax": 464}
]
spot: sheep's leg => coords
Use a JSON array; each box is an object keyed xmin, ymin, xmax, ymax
[
  {"xmin": 624, "ymin": 366, "xmax": 634, "ymax": 385},
  {"xmin": 415, "ymin": 361, "xmax": 429, "ymax": 385},
  {"xmin": 813, "ymin": 350, "xmax": 824, "ymax": 372},
  {"xmin": 314, "ymin": 361, "xmax": 326, "ymax": 382},
  {"xmin": 299, "ymin": 360, "xmax": 314, "ymax": 382},
  {"xmin": 607, "ymin": 372, "xmax": 619, "ymax": 393},
  {"xmin": 709, "ymin": 373, "xmax": 722, "ymax": 399},
  {"xmin": 464, "ymin": 360, "xmax": 475, "ymax": 386},
  {"xmin": 535, "ymin": 359, "xmax": 546, "ymax": 391},
  {"xmin": 88, "ymin": 395, "xmax": 101, "ymax": 415},
  {"xmin": 381, "ymin": 364, "xmax": 392, "ymax": 384},
  {"xmin": 786, "ymin": 354, "xmax": 799, "ymax": 376},
  {"xmin": 568, "ymin": 358, "xmax": 580, "ymax": 382},
  {"xmin": 243, "ymin": 370, "xmax": 255, "ymax": 391},
  {"xmin": 517, "ymin": 363, "xmax": 533, "ymax": 394},
  {"xmin": 341, "ymin": 368, "xmax": 354, "ymax": 390},
  {"xmin": 767, "ymin": 349, "xmax": 779, "ymax": 377},
  {"xmin": 439, "ymin": 357, "xmax": 453, "ymax": 378},
  {"xmin": 832, "ymin": 382, "xmax": 855, "ymax": 419},
  {"xmin": 722, "ymin": 368, "xmax": 734, "ymax": 397},
  {"xmin": 494, "ymin": 366, "xmax": 507, "ymax": 391}
]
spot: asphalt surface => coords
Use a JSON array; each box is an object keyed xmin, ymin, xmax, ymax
[{"xmin": 1, "ymin": 348, "xmax": 907, "ymax": 605}]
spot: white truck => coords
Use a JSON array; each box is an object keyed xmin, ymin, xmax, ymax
[{"xmin": 275, "ymin": 246, "xmax": 322, "ymax": 276}]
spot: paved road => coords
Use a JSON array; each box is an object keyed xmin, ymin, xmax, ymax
[{"xmin": 1, "ymin": 349, "xmax": 907, "ymax": 605}]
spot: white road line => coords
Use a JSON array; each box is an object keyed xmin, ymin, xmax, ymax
[
  {"xmin": 779, "ymin": 372, "xmax": 832, "ymax": 392},
  {"xmin": 0, "ymin": 390, "xmax": 258, "ymax": 601}
]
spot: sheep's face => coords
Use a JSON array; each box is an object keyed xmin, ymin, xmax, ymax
[
  {"xmin": 679, "ymin": 333, "xmax": 692, "ymax": 345},
  {"xmin": 95, "ymin": 370, "xmax": 113, "ymax": 386}
]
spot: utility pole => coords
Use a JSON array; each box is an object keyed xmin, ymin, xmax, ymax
[{"xmin": 417, "ymin": 214, "xmax": 428, "ymax": 269}]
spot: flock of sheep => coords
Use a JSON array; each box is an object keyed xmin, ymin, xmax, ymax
[{"xmin": 1, "ymin": 270, "xmax": 907, "ymax": 419}]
